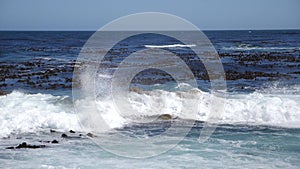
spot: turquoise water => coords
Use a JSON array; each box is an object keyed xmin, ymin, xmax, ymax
[{"xmin": 1, "ymin": 123, "xmax": 299, "ymax": 168}]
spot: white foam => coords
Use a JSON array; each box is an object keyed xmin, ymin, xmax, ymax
[
  {"xmin": 222, "ymin": 92, "xmax": 300, "ymax": 128},
  {"xmin": 0, "ymin": 91, "xmax": 80, "ymax": 138},
  {"xmin": 124, "ymin": 88, "xmax": 300, "ymax": 128},
  {"xmin": 222, "ymin": 44, "xmax": 300, "ymax": 51},
  {"xmin": 1, "ymin": 86, "xmax": 300, "ymax": 137},
  {"xmin": 145, "ymin": 44, "xmax": 196, "ymax": 48}
]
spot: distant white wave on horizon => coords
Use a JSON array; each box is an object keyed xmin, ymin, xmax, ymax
[
  {"xmin": 222, "ymin": 43, "xmax": 300, "ymax": 51},
  {"xmin": 144, "ymin": 44, "xmax": 196, "ymax": 48}
]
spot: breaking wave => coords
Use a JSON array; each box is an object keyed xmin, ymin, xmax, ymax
[{"xmin": 1, "ymin": 85, "xmax": 300, "ymax": 138}]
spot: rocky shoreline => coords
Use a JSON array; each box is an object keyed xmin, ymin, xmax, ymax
[
  {"xmin": 4, "ymin": 129, "xmax": 95, "ymax": 150},
  {"xmin": 0, "ymin": 51, "xmax": 299, "ymax": 92}
]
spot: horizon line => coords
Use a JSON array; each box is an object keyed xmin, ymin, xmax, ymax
[{"xmin": 0, "ymin": 28, "xmax": 300, "ymax": 32}]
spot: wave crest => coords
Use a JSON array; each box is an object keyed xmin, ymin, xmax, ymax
[{"xmin": 1, "ymin": 87, "xmax": 300, "ymax": 138}]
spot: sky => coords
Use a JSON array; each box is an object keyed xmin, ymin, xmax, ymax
[{"xmin": 0, "ymin": 0, "xmax": 300, "ymax": 31}]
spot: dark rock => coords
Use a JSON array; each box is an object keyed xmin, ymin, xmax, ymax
[
  {"xmin": 16, "ymin": 142, "xmax": 28, "ymax": 148},
  {"xmin": 61, "ymin": 133, "xmax": 81, "ymax": 139},
  {"xmin": 7, "ymin": 142, "xmax": 46, "ymax": 149},
  {"xmin": 50, "ymin": 129, "xmax": 56, "ymax": 133},
  {"xmin": 51, "ymin": 140, "xmax": 59, "ymax": 144},
  {"xmin": 39, "ymin": 140, "xmax": 50, "ymax": 143},
  {"xmin": 65, "ymin": 78, "xmax": 72, "ymax": 83},
  {"xmin": 87, "ymin": 133, "xmax": 95, "ymax": 138},
  {"xmin": 69, "ymin": 130, "xmax": 75, "ymax": 133},
  {"xmin": 0, "ymin": 83, "xmax": 7, "ymax": 87}
]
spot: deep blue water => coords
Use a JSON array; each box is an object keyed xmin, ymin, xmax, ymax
[{"xmin": 1, "ymin": 30, "xmax": 299, "ymax": 94}]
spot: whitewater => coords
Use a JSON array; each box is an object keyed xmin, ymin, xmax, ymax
[{"xmin": 1, "ymin": 84, "xmax": 299, "ymax": 138}]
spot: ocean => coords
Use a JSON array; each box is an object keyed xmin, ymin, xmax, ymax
[{"xmin": 0, "ymin": 30, "xmax": 300, "ymax": 168}]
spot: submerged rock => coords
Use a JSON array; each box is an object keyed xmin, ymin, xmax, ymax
[{"xmin": 86, "ymin": 133, "xmax": 95, "ymax": 138}]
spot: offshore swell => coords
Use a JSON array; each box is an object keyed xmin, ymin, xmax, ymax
[{"xmin": 0, "ymin": 30, "xmax": 300, "ymax": 168}]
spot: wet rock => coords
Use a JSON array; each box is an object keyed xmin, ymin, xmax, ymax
[
  {"xmin": 61, "ymin": 133, "xmax": 81, "ymax": 139},
  {"xmin": 129, "ymin": 87, "xmax": 143, "ymax": 94},
  {"xmin": 0, "ymin": 90, "xmax": 8, "ymax": 96},
  {"xmin": 65, "ymin": 78, "xmax": 72, "ymax": 83},
  {"xmin": 16, "ymin": 142, "xmax": 46, "ymax": 149},
  {"xmin": 50, "ymin": 129, "xmax": 56, "ymax": 133},
  {"xmin": 69, "ymin": 130, "xmax": 75, "ymax": 133},
  {"xmin": 61, "ymin": 133, "xmax": 68, "ymax": 138},
  {"xmin": 87, "ymin": 133, "xmax": 95, "ymax": 138},
  {"xmin": 51, "ymin": 140, "xmax": 59, "ymax": 144},
  {"xmin": 0, "ymin": 83, "xmax": 8, "ymax": 87},
  {"xmin": 6, "ymin": 142, "xmax": 46, "ymax": 149},
  {"xmin": 39, "ymin": 140, "xmax": 50, "ymax": 143},
  {"xmin": 158, "ymin": 114, "xmax": 172, "ymax": 120}
]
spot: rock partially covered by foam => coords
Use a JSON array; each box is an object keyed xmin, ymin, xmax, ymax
[
  {"xmin": 158, "ymin": 114, "xmax": 173, "ymax": 120},
  {"xmin": 0, "ymin": 90, "xmax": 8, "ymax": 96}
]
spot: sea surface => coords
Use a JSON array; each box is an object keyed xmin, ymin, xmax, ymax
[{"xmin": 0, "ymin": 30, "xmax": 300, "ymax": 168}]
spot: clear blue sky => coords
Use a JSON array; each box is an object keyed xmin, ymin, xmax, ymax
[{"xmin": 0, "ymin": 0, "xmax": 299, "ymax": 30}]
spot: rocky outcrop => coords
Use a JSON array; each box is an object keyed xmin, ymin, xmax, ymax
[
  {"xmin": 158, "ymin": 114, "xmax": 173, "ymax": 120},
  {"xmin": 6, "ymin": 142, "xmax": 46, "ymax": 149}
]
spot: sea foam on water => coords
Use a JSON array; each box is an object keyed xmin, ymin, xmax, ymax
[{"xmin": 1, "ymin": 85, "xmax": 299, "ymax": 138}]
